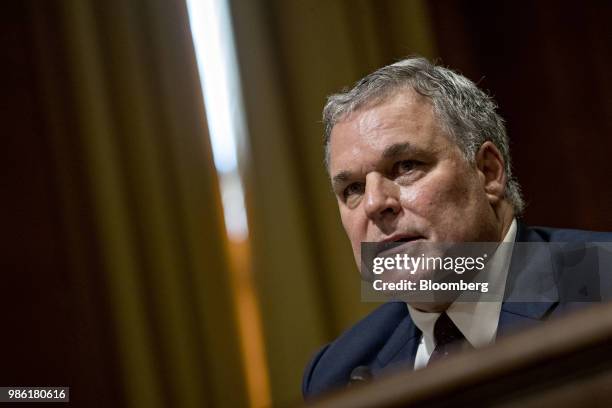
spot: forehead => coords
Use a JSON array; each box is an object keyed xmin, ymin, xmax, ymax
[{"xmin": 328, "ymin": 90, "xmax": 448, "ymax": 173}]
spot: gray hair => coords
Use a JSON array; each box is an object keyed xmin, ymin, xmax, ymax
[{"xmin": 323, "ymin": 56, "xmax": 524, "ymax": 215}]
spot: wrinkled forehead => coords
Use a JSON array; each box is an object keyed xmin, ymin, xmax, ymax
[
  {"xmin": 327, "ymin": 91, "xmax": 448, "ymax": 171},
  {"xmin": 335, "ymin": 86, "xmax": 431, "ymax": 129}
]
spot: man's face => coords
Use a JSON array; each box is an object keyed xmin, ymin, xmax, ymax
[{"xmin": 329, "ymin": 90, "xmax": 500, "ymax": 268}]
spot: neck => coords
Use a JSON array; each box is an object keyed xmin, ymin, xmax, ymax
[{"xmin": 496, "ymin": 200, "xmax": 515, "ymax": 241}]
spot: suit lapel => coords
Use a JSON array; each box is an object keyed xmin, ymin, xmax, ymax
[
  {"xmin": 498, "ymin": 222, "xmax": 558, "ymax": 336},
  {"xmin": 372, "ymin": 313, "xmax": 421, "ymax": 374},
  {"xmin": 497, "ymin": 301, "xmax": 556, "ymax": 336}
]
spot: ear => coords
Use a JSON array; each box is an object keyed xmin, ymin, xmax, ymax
[{"xmin": 475, "ymin": 141, "xmax": 507, "ymax": 205}]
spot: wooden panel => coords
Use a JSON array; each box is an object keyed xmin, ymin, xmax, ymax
[{"xmin": 304, "ymin": 302, "xmax": 612, "ymax": 408}]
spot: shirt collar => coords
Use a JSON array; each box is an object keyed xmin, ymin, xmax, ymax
[{"xmin": 407, "ymin": 219, "xmax": 518, "ymax": 352}]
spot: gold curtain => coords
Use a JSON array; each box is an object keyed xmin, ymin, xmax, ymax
[
  {"xmin": 28, "ymin": 0, "xmax": 247, "ymax": 407},
  {"xmin": 230, "ymin": 0, "xmax": 437, "ymax": 405},
  {"xmin": 25, "ymin": 0, "xmax": 437, "ymax": 406}
]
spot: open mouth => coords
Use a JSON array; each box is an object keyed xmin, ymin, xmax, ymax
[
  {"xmin": 371, "ymin": 236, "xmax": 425, "ymax": 258},
  {"xmin": 385, "ymin": 235, "xmax": 425, "ymax": 244}
]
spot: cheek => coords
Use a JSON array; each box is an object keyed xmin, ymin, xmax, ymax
[
  {"xmin": 340, "ymin": 209, "xmax": 366, "ymax": 265},
  {"xmin": 340, "ymin": 209, "xmax": 364, "ymax": 244},
  {"xmin": 399, "ymin": 171, "xmax": 477, "ymax": 223},
  {"xmin": 399, "ymin": 186, "xmax": 442, "ymax": 225},
  {"xmin": 400, "ymin": 185, "xmax": 429, "ymax": 209}
]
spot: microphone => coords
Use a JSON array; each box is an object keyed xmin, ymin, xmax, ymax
[{"xmin": 348, "ymin": 365, "xmax": 372, "ymax": 386}]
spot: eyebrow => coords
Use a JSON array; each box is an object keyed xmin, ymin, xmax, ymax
[
  {"xmin": 382, "ymin": 142, "xmax": 418, "ymax": 159},
  {"xmin": 332, "ymin": 170, "xmax": 352, "ymax": 191},
  {"xmin": 331, "ymin": 142, "xmax": 423, "ymax": 191}
]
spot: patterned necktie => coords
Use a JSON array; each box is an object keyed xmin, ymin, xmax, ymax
[{"xmin": 428, "ymin": 313, "xmax": 468, "ymax": 364}]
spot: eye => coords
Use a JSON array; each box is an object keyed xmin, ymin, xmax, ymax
[
  {"xmin": 343, "ymin": 182, "xmax": 365, "ymax": 198},
  {"xmin": 343, "ymin": 182, "xmax": 365, "ymax": 201},
  {"xmin": 393, "ymin": 160, "xmax": 417, "ymax": 175}
]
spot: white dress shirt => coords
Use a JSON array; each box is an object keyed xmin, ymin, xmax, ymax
[{"xmin": 407, "ymin": 219, "xmax": 518, "ymax": 369}]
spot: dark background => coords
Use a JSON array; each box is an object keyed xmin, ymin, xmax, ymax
[{"xmin": 430, "ymin": 1, "xmax": 612, "ymax": 229}]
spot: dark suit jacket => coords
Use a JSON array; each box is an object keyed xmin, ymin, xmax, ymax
[{"xmin": 302, "ymin": 223, "xmax": 612, "ymax": 399}]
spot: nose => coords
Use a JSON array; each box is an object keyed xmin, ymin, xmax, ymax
[{"xmin": 363, "ymin": 173, "xmax": 400, "ymax": 221}]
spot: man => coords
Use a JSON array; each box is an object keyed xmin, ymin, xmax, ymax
[{"xmin": 302, "ymin": 57, "xmax": 612, "ymax": 399}]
